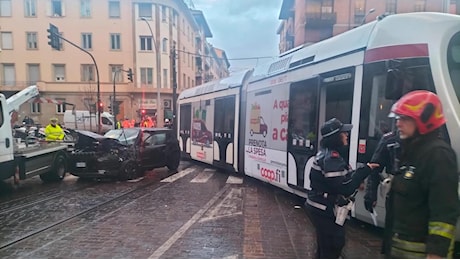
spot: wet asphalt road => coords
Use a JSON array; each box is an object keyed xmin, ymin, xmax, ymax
[{"xmin": 0, "ymin": 161, "xmax": 383, "ymax": 258}]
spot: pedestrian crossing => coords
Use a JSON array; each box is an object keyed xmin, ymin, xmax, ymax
[{"xmin": 161, "ymin": 166, "xmax": 243, "ymax": 185}]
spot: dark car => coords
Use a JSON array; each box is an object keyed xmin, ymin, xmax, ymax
[{"xmin": 68, "ymin": 128, "xmax": 180, "ymax": 180}]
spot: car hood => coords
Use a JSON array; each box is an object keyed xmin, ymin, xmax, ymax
[{"xmin": 74, "ymin": 130, "xmax": 124, "ymax": 151}]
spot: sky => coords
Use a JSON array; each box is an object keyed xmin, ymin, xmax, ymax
[{"xmin": 191, "ymin": 0, "xmax": 284, "ymax": 72}]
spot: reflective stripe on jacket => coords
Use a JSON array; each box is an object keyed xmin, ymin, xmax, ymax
[
  {"xmin": 306, "ymin": 148, "xmax": 371, "ymax": 218},
  {"xmin": 387, "ymin": 133, "xmax": 459, "ymax": 258}
]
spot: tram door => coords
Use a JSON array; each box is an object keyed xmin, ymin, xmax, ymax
[
  {"xmin": 179, "ymin": 104, "xmax": 192, "ymax": 154},
  {"xmin": 213, "ymin": 96, "xmax": 236, "ymax": 169},
  {"xmin": 320, "ymin": 70, "xmax": 354, "ymax": 164},
  {"xmin": 287, "ymin": 78, "xmax": 320, "ymax": 189}
]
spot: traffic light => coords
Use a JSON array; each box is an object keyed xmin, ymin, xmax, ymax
[
  {"xmin": 97, "ymin": 101, "xmax": 104, "ymax": 113},
  {"xmin": 140, "ymin": 109, "xmax": 146, "ymax": 117},
  {"xmin": 113, "ymin": 103, "xmax": 120, "ymax": 115},
  {"xmin": 47, "ymin": 23, "xmax": 61, "ymax": 51},
  {"xmin": 127, "ymin": 68, "xmax": 133, "ymax": 82}
]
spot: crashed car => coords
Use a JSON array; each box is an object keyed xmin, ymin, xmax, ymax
[{"xmin": 68, "ymin": 128, "xmax": 180, "ymax": 180}]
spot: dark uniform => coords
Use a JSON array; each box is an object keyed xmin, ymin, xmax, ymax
[
  {"xmin": 364, "ymin": 131, "xmax": 400, "ymax": 213},
  {"xmin": 365, "ymin": 131, "xmax": 401, "ymax": 255},
  {"xmin": 385, "ymin": 133, "xmax": 459, "ymax": 258},
  {"xmin": 306, "ymin": 128, "xmax": 373, "ymax": 258}
]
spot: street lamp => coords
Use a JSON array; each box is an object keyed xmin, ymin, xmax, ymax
[
  {"xmin": 140, "ymin": 17, "xmax": 162, "ymax": 127},
  {"xmin": 360, "ymin": 8, "xmax": 376, "ymax": 26}
]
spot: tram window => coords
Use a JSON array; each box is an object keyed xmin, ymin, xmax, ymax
[
  {"xmin": 369, "ymin": 74, "xmax": 393, "ymax": 138},
  {"xmin": 447, "ymin": 32, "xmax": 460, "ymax": 103},
  {"xmin": 289, "ymin": 80, "xmax": 318, "ymax": 142},
  {"xmin": 215, "ymin": 96, "xmax": 235, "ymax": 134},
  {"xmin": 0, "ymin": 103, "xmax": 3, "ymax": 127},
  {"xmin": 325, "ymin": 83, "xmax": 353, "ymax": 124}
]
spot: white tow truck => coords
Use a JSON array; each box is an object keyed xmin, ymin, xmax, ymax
[{"xmin": 0, "ymin": 85, "xmax": 68, "ymax": 184}]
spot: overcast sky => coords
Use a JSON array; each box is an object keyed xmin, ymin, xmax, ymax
[{"xmin": 192, "ymin": 0, "xmax": 283, "ymax": 72}]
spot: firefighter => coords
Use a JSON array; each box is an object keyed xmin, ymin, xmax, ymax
[
  {"xmin": 305, "ymin": 118, "xmax": 379, "ymax": 258},
  {"xmin": 44, "ymin": 117, "xmax": 65, "ymax": 141},
  {"xmin": 122, "ymin": 118, "xmax": 131, "ymax": 128},
  {"xmin": 378, "ymin": 90, "xmax": 459, "ymax": 258},
  {"xmin": 142, "ymin": 116, "xmax": 153, "ymax": 128}
]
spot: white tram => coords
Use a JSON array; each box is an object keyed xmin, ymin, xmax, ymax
[{"xmin": 177, "ymin": 12, "xmax": 460, "ymax": 230}]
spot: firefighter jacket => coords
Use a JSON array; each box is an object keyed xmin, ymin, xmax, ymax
[
  {"xmin": 306, "ymin": 147, "xmax": 372, "ymax": 218},
  {"xmin": 386, "ymin": 132, "xmax": 459, "ymax": 258},
  {"xmin": 365, "ymin": 131, "xmax": 401, "ymax": 210},
  {"xmin": 44, "ymin": 124, "xmax": 65, "ymax": 141}
]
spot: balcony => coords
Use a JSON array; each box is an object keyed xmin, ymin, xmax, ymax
[
  {"xmin": 285, "ymin": 29, "xmax": 294, "ymax": 42},
  {"xmin": 304, "ymin": 12, "xmax": 337, "ymax": 28}
]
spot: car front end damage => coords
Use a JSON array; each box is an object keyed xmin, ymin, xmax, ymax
[{"xmin": 68, "ymin": 130, "xmax": 138, "ymax": 179}]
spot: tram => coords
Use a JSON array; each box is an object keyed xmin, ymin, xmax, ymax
[{"xmin": 177, "ymin": 12, "xmax": 460, "ymax": 229}]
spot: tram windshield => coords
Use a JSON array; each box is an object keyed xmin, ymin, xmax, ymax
[
  {"xmin": 447, "ymin": 31, "xmax": 460, "ymax": 104},
  {"xmin": 363, "ymin": 58, "xmax": 435, "ymax": 140}
]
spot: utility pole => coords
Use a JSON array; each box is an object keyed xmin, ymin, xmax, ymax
[{"xmin": 171, "ymin": 43, "xmax": 178, "ymax": 136}]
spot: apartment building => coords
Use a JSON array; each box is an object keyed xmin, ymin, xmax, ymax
[
  {"xmin": 0, "ymin": 0, "xmax": 229, "ymax": 126},
  {"xmin": 278, "ymin": 0, "xmax": 459, "ymax": 53}
]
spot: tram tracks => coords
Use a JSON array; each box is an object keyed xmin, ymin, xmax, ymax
[
  {"xmin": 0, "ymin": 182, "xmax": 98, "ymax": 215},
  {"xmin": 0, "ymin": 165, "xmax": 196, "ymax": 255}
]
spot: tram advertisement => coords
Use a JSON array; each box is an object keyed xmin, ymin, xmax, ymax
[
  {"xmin": 244, "ymin": 86, "xmax": 289, "ymax": 185},
  {"xmin": 190, "ymin": 99, "xmax": 214, "ymax": 164}
]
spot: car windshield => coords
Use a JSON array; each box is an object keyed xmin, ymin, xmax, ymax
[{"xmin": 104, "ymin": 129, "xmax": 139, "ymax": 145}]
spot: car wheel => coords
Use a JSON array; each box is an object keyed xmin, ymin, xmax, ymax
[
  {"xmin": 40, "ymin": 154, "xmax": 66, "ymax": 182},
  {"xmin": 119, "ymin": 160, "xmax": 139, "ymax": 181}
]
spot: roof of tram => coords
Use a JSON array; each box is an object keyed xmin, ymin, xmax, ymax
[{"xmin": 178, "ymin": 68, "xmax": 253, "ymax": 99}]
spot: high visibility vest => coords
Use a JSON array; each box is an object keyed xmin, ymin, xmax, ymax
[{"xmin": 44, "ymin": 124, "xmax": 65, "ymax": 141}]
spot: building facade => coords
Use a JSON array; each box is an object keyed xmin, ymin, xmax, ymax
[
  {"xmin": 0, "ymin": 0, "xmax": 229, "ymax": 127},
  {"xmin": 278, "ymin": 0, "xmax": 458, "ymax": 54}
]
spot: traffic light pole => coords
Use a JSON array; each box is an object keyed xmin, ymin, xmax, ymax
[
  {"xmin": 48, "ymin": 30, "xmax": 102, "ymax": 134},
  {"xmin": 112, "ymin": 68, "xmax": 133, "ymax": 129},
  {"xmin": 171, "ymin": 44, "xmax": 177, "ymax": 136}
]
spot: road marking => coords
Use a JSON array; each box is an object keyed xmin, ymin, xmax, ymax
[
  {"xmin": 200, "ymin": 187, "xmax": 243, "ymax": 223},
  {"xmin": 148, "ymin": 186, "xmax": 229, "ymax": 259},
  {"xmin": 226, "ymin": 175, "xmax": 243, "ymax": 184},
  {"xmin": 223, "ymin": 254, "xmax": 239, "ymax": 258},
  {"xmin": 204, "ymin": 168, "xmax": 216, "ymax": 172},
  {"xmin": 190, "ymin": 171, "xmax": 214, "ymax": 183},
  {"xmin": 127, "ymin": 176, "xmax": 144, "ymax": 182},
  {"xmin": 160, "ymin": 168, "xmax": 194, "ymax": 183}
]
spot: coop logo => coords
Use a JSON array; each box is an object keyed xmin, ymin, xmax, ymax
[
  {"xmin": 196, "ymin": 151, "xmax": 206, "ymax": 160},
  {"xmin": 260, "ymin": 167, "xmax": 280, "ymax": 182}
]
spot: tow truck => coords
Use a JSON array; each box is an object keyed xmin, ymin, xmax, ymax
[{"xmin": 0, "ymin": 85, "xmax": 68, "ymax": 184}]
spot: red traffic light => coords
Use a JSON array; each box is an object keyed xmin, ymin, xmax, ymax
[
  {"xmin": 97, "ymin": 101, "xmax": 104, "ymax": 113},
  {"xmin": 141, "ymin": 109, "xmax": 146, "ymax": 114}
]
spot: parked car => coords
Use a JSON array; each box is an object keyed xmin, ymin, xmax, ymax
[{"xmin": 68, "ymin": 128, "xmax": 180, "ymax": 180}]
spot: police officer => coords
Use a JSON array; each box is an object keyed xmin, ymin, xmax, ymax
[
  {"xmin": 377, "ymin": 90, "xmax": 459, "ymax": 258},
  {"xmin": 306, "ymin": 118, "xmax": 379, "ymax": 258}
]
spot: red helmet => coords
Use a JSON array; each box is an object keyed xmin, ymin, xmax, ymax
[{"xmin": 391, "ymin": 90, "xmax": 446, "ymax": 134}]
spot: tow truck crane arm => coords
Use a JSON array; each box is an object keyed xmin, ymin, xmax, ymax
[{"xmin": 6, "ymin": 85, "xmax": 39, "ymax": 114}]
